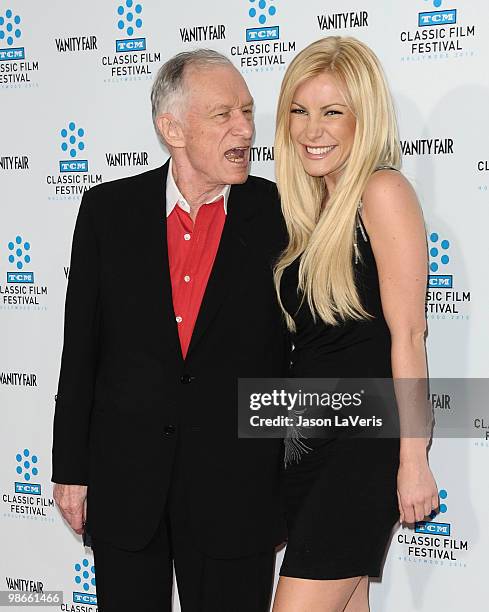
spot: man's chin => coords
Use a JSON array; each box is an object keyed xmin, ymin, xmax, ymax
[{"xmin": 224, "ymin": 163, "xmax": 250, "ymax": 185}]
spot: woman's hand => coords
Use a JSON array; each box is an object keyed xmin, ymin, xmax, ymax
[{"xmin": 397, "ymin": 459, "xmax": 439, "ymax": 524}]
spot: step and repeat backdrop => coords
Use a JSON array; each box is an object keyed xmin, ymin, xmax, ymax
[{"xmin": 1, "ymin": 0, "xmax": 488, "ymax": 610}]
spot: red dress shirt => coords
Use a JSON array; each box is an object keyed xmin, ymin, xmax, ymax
[{"xmin": 167, "ymin": 197, "xmax": 226, "ymax": 358}]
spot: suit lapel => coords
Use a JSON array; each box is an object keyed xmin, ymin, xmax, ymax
[
  {"xmin": 185, "ymin": 181, "xmax": 256, "ymax": 359},
  {"xmin": 143, "ymin": 160, "xmax": 184, "ymax": 363}
]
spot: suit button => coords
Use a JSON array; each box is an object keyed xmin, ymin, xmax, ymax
[
  {"xmin": 180, "ymin": 374, "xmax": 194, "ymax": 384},
  {"xmin": 163, "ymin": 425, "xmax": 176, "ymax": 436}
]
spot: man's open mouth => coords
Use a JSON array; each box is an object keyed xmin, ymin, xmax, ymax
[{"xmin": 224, "ymin": 147, "xmax": 249, "ymax": 163}]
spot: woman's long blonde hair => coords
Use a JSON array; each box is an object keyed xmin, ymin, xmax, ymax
[{"xmin": 274, "ymin": 36, "xmax": 401, "ymax": 330}]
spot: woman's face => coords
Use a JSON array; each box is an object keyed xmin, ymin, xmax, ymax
[{"xmin": 289, "ymin": 72, "xmax": 356, "ymax": 182}]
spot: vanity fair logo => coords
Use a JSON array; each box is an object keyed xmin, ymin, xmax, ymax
[
  {"xmin": 178, "ymin": 17, "xmax": 226, "ymax": 43},
  {"xmin": 249, "ymin": 145, "xmax": 274, "ymax": 165},
  {"xmin": 316, "ymin": 9, "xmax": 368, "ymax": 32},
  {"xmin": 0, "ymin": 371, "xmax": 37, "ymax": 386},
  {"xmin": 400, "ymin": 138, "xmax": 454, "ymax": 156},
  {"xmin": 0, "ymin": 155, "xmax": 29, "ymax": 171},
  {"xmin": 5, "ymin": 576, "xmax": 45, "ymax": 595}
]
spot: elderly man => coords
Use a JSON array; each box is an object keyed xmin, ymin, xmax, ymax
[{"xmin": 52, "ymin": 50, "xmax": 289, "ymax": 611}]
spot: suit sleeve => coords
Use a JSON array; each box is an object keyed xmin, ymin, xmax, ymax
[{"xmin": 52, "ymin": 188, "xmax": 100, "ymax": 485}]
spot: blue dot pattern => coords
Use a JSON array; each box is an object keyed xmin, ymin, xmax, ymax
[
  {"xmin": 60, "ymin": 122, "xmax": 85, "ymax": 158},
  {"xmin": 75, "ymin": 559, "xmax": 96, "ymax": 591},
  {"xmin": 429, "ymin": 232, "xmax": 450, "ymax": 272},
  {"xmin": 439, "ymin": 488, "xmax": 448, "ymax": 513},
  {"xmin": 15, "ymin": 448, "xmax": 38, "ymax": 481},
  {"xmin": 248, "ymin": 0, "xmax": 276, "ymax": 24},
  {"xmin": 430, "ymin": 488, "xmax": 448, "ymax": 519},
  {"xmin": 8, "ymin": 236, "xmax": 31, "ymax": 270},
  {"xmin": 426, "ymin": 0, "xmax": 443, "ymax": 7},
  {"xmin": 0, "ymin": 8, "xmax": 22, "ymax": 46},
  {"xmin": 117, "ymin": 1, "xmax": 143, "ymax": 37}
]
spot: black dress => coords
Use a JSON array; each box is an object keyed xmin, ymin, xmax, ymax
[{"xmin": 279, "ymin": 209, "xmax": 400, "ymax": 580}]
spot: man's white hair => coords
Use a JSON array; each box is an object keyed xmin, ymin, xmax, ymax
[{"xmin": 150, "ymin": 49, "xmax": 234, "ymax": 146}]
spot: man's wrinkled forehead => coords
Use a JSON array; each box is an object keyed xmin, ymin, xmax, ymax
[{"xmin": 183, "ymin": 64, "xmax": 252, "ymax": 112}]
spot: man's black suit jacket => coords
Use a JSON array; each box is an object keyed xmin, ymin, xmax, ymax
[{"xmin": 52, "ymin": 161, "xmax": 290, "ymax": 557}]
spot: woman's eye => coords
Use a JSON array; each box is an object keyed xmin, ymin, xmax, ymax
[
  {"xmin": 326, "ymin": 110, "xmax": 342, "ymax": 116},
  {"xmin": 291, "ymin": 108, "xmax": 305, "ymax": 114}
]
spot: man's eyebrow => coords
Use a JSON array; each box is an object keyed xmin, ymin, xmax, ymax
[
  {"xmin": 208, "ymin": 99, "xmax": 255, "ymax": 114},
  {"xmin": 291, "ymin": 101, "xmax": 348, "ymax": 110}
]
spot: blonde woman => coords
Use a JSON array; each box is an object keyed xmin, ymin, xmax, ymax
[{"xmin": 272, "ymin": 37, "xmax": 438, "ymax": 612}]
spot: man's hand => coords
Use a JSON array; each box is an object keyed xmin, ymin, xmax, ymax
[{"xmin": 53, "ymin": 483, "xmax": 88, "ymax": 535}]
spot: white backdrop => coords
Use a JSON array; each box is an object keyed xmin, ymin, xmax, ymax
[{"xmin": 1, "ymin": 1, "xmax": 488, "ymax": 610}]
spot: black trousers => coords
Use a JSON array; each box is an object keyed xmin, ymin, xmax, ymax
[{"xmin": 91, "ymin": 428, "xmax": 276, "ymax": 611}]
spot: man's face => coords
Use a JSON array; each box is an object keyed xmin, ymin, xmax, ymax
[{"xmin": 178, "ymin": 65, "xmax": 254, "ymax": 186}]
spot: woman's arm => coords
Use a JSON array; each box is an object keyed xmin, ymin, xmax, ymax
[{"xmin": 361, "ymin": 169, "xmax": 438, "ymax": 523}]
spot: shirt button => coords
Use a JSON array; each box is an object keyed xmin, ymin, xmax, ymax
[
  {"xmin": 180, "ymin": 374, "xmax": 194, "ymax": 384},
  {"xmin": 163, "ymin": 424, "xmax": 176, "ymax": 436},
  {"xmin": 184, "ymin": 233, "xmax": 191, "ymax": 241},
  {"xmin": 184, "ymin": 275, "xmax": 191, "ymax": 283},
  {"xmin": 176, "ymin": 316, "xmax": 183, "ymax": 323}
]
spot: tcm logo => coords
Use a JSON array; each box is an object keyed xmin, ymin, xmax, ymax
[
  {"xmin": 59, "ymin": 122, "xmax": 88, "ymax": 172},
  {"xmin": 415, "ymin": 521, "xmax": 451, "ymax": 536},
  {"xmin": 7, "ymin": 235, "xmax": 33, "ymax": 283},
  {"xmin": 0, "ymin": 8, "xmax": 24, "ymax": 61},
  {"xmin": 14, "ymin": 448, "xmax": 41, "ymax": 495},
  {"xmin": 73, "ymin": 558, "xmax": 97, "ymax": 605},
  {"xmin": 415, "ymin": 488, "xmax": 450, "ymax": 536},
  {"xmin": 116, "ymin": 0, "xmax": 145, "ymax": 52},
  {"xmin": 419, "ymin": 0, "xmax": 456, "ymax": 27},
  {"xmin": 428, "ymin": 232, "xmax": 452, "ymax": 288},
  {"xmin": 246, "ymin": 0, "xmax": 279, "ymax": 42}
]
